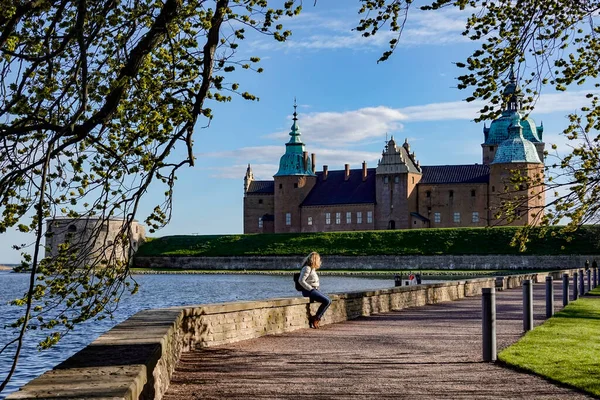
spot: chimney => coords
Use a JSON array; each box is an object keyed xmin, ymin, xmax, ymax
[
  {"xmin": 362, "ymin": 161, "xmax": 367, "ymax": 181},
  {"xmin": 311, "ymin": 153, "xmax": 316, "ymax": 174},
  {"xmin": 323, "ymin": 165, "xmax": 328, "ymax": 180},
  {"xmin": 344, "ymin": 164, "xmax": 350, "ymax": 181},
  {"xmin": 302, "ymin": 151, "xmax": 308, "ymax": 171}
]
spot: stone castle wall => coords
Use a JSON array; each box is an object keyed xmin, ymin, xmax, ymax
[
  {"xmin": 45, "ymin": 218, "xmax": 146, "ymax": 264},
  {"xmin": 134, "ymin": 254, "xmax": 600, "ymax": 271}
]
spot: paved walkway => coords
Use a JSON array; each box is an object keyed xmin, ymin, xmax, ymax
[{"xmin": 164, "ymin": 282, "xmax": 592, "ymax": 399}]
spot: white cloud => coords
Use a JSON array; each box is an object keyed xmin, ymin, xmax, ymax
[
  {"xmin": 248, "ymin": 7, "xmax": 470, "ymax": 52},
  {"xmin": 398, "ymin": 101, "xmax": 483, "ymax": 121},
  {"xmin": 197, "ymin": 146, "xmax": 282, "ymax": 163},
  {"xmin": 533, "ymin": 90, "xmax": 598, "ymax": 114},
  {"xmin": 207, "ymin": 163, "xmax": 279, "ymax": 180},
  {"xmin": 265, "ymin": 106, "xmax": 406, "ymax": 144},
  {"xmin": 203, "ymin": 147, "xmax": 382, "ymax": 180}
]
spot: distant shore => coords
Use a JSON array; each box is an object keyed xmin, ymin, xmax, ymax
[{"xmin": 0, "ymin": 265, "xmax": 14, "ymax": 271}]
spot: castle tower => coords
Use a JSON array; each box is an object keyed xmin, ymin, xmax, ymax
[
  {"xmin": 375, "ymin": 137, "xmax": 422, "ymax": 230},
  {"xmin": 489, "ymin": 112, "xmax": 545, "ymax": 226},
  {"xmin": 273, "ymin": 101, "xmax": 317, "ymax": 233},
  {"xmin": 482, "ymin": 69, "xmax": 544, "ymax": 164}
]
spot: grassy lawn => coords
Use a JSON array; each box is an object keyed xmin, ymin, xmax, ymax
[
  {"xmin": 499, "ymin": 286, "xmax": 600, "ymax": 397},
  {"xmin": 136, "ymin": 225, "xmax": 600, "ymax": 257}
]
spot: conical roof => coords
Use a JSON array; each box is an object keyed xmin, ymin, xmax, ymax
[{"xmin": 492, "ymin": 112, "xmax": 542, "ymax": 164}]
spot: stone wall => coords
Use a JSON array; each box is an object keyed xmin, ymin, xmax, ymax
[
  {"xmin": 134, "ymin": 254, "xmax": 600, "ymax": 270},
  {"xmin": 6, "ymin": 269, "xmax": 582, "ymax": 400}
]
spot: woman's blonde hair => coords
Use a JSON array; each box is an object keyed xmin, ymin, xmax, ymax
[{"xmin": 301, "ymin": 251, "xmax": 321, "ymax": 270}]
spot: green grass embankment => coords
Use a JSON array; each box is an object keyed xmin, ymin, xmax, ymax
[
  {"xmin": 499, "ymin": 287, "xmax": 600, "ymax": 397},
  {"xmin": 136, "ymin": 226, "xmax": 600, "ymax": 257}
]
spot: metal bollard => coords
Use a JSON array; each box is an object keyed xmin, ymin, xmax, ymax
[
  {"xmin": 579, "ymin": 270, "xmax": 585, "ymax": 296},
  {"xmin": 394, "ymin": 274, "xmax": 402, "ymax": 287},
  {"xmin": 562, "ymin": 273, "xmax": 569, "ymax": 307},
  {"xmin": 523, "ymin": 280, "xmax": 533, "ymax": 332},
  {"xmin": 573, "ymin": 271, "xmax": 579, "ymax": 300},
  {"xmin": 482, "ymin": 287, "xmax": 497, "ymax": 362},
  {"xmin": 546, "ymin": 276, "xmax": 554, "ymax": 318},
  {"xmin": 587, "ymin": 269, "xmax": 591, "ymax": 293}
]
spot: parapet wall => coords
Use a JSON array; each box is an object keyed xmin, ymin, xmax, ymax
[
  {"xmin": 7, "ymin": 269, "xmax": 581, "ymax": 400},
  {"xmin": 135, "ymin": 254, "xmax": 600, "ymax": 270}
]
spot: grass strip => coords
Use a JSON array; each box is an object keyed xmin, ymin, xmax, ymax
[
  {"xmin": 498, "ymin": 286, "xmax": 600, "ymax": 397},
  {"xmin": 135, "ymin": 226, "xmax": 600, "ymax": 257}
]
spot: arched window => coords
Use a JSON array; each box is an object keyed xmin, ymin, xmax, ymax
[
  {"xmin": 67, "ymin": 224, "xmax": 77, "ymax": 233},
  {"xmin": 388, "ymin": 220, "xmax": 396, "ymax": 229}
]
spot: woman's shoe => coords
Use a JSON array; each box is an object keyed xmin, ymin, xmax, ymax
[
  {"xmin": 313, "ymin": 317, "xmax": 320, "ymax": 329},
  {"xmin": 309, "ymin": 315, "xmax": 317, "ymax": 329}
]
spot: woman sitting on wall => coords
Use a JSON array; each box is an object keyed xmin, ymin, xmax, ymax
[{"xmin": 298, "ymin": 252, "xmax": 331, "ymax": 329}]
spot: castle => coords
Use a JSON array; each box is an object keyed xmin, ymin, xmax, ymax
[{"xmin": 243, "ymin": 74, "xmax": 545, "ymax": 233}]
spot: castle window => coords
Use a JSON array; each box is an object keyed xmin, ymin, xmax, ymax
[
  {"xmin": 472, "ymin": 212, "xmax": 479, "ymax": 223},
  {"xmin": 135, "ymin": 225, "xmax": 138, "ymax": 233},
  {"xmin": 384, "ymin": 176, "xmax": 389, "ymax": 184},
  {"xmin": 426, "ymin": 191, "xmax": 431, "ymax": 198},
  {"xmin": 357, "ymin": 212, "xmax": 363, "ymax": 224},
  {"xmin": 67, "ymin": 224, "xmax": 77, "ymax": 233},
  {"xmin": 336, "ymin": 212, "xmax": 341, "ymax": 224},
  {"xmin": 471, "ymin": 189, "xmax": 476, "ymax": 197},
  {"xmin": 346, "ymin": 212, "xmax": 351, "ymax": 224},
  {"xmin": 279, "ymin": 183, "xmax": 282, "ymax": 189},
  {"xmin": 449, "ymin": 190, "xmax": 454, "ymax": 198},
  {"xmin": 517, "ymin": 209, "xmax": 522, "ymax": 217},
  {"xmin": 132, "ymin": 241, "xmax": 137, "ymax": 249},
  {"xmin": 325, "ymin": 213, "xmax": 331, "ymax": 225},
  {"xmin": 395, "ymin": 176, "xmax": 400, "ymax": 184},
  {"xmin": 258, "ymin": 199, "xmax": 263, "ymax": 204},
  {"xmin": 411, "ymin": 176, "xmax": 414, "ymax": 184},
  {"xmin": 427, "ymin": 206, "xmax": 432, "ymax": 214},
  {"xmin": 285, "ymin": 213, "xmax": 291, "ymax": 226},
  {"xmin": 308, "ymin": 217, "xmax": 313, "ymax": 226},
  {"xmin": 453, "ymin": 212, "xmax": 460, "ymax": 223},
  {"xmin": 258, "ymin": 217, "xmax": 263, "ymax": 228},
  {"xmin": 367, "ymin": 211, "xmax": 373, "ymax": 224},
  {"xmin": 492, "ymin": 186, "xmax": 495, "ymax": 192},
  {"xmin": 519, "ymin": 184, "xmax": 525, "ymax": 191},
  {"xmin": 434, "ymin": 212, "xmax": 441, "ymax": 223},
  {"xmin": 490, "ymin": 147, "xmax": 494, "ymax": 152},
  {"xmin": 294, "ymin": 183, "xmax": 298, "ymax": 188}
]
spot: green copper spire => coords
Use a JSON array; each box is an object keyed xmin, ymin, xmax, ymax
[
  {"xmin": 288, "ymin": 98, "xmax": 302, "ymax": 144},
  {"xmin": 274, "ymin": 99, "xmax": 316, "ymax": 176},
  {"xmin": 483, "ymin": 68, "xmax": 543, "ymax": 145}
]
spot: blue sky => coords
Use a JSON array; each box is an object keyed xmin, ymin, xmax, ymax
[{"xmin": 0, "ymin": 3, "xmax": 591, "ymax": 263}]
